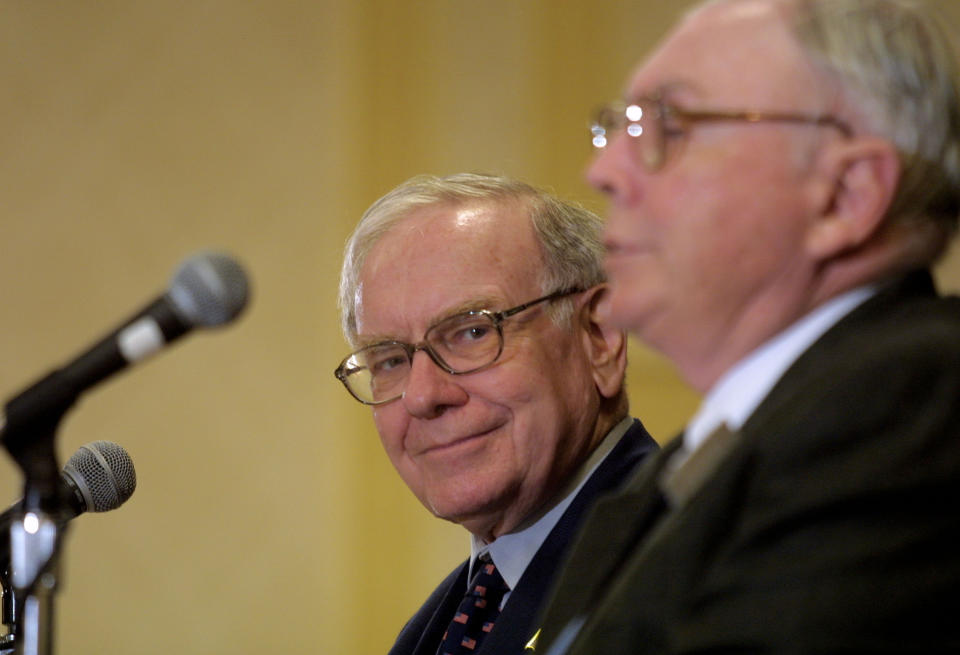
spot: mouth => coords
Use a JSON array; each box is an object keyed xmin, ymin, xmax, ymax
[
  {"xmin": 416, "ymin": 424, "xmax": 502, "ymax": 458},
  {"xmin": 604, "ymin": 241, "xmax": 650, "ymax": 264},
  {"xmin": 604, "ymin": 227, "xmax": 644, "ymax": 253}
]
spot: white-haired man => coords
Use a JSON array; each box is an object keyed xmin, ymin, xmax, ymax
[
  {"xmin": 335, "ymin": 173, "xmax": 657, "ymax": 654},
  {"xmin": 536, "ymin": 1, "xmax": 960, "ymax": 653}
]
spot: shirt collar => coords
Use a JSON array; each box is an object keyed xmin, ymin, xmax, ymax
[
  {"xmin": 469, "ymin": 416, "xmax": 633, "ymax": 589},
  {"xmin": 685, "ymin": 285, "xmax": 876, "ymax": 455}
]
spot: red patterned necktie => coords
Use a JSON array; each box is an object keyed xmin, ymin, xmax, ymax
[{"xmin": 437, "ymin": 555, "xmax": 510, "ymax": 654}]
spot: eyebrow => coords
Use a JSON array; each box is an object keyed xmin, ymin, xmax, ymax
[
  {"xmin": 353, "ymin": 294, "xmax": 508, "ymax": 347},
  {"xmin": 437, "ymin": 295, "xmax": 505, "ymax": 318},
  {"xmin": 626, "ymin": 80, "xmax": 702, "ymax": 104}
]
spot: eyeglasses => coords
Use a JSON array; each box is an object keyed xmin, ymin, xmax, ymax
[
  {"xmin": 590, "ymin": 95, "xmax": 853, "ymax": 171},
  {"xmin": 334, "ymin": 287, "xmax": 584, "ymax": 405}
]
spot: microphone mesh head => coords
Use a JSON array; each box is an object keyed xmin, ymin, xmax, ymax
[
  {"xmin": 64, "ymin": 441, "xmax": 137, "ymax": 512},
  {"xmin": 168, "ymin": 251, "xmax": 250, "ymax": 327}
]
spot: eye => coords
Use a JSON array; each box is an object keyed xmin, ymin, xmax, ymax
[
  {"xmin": 661, "ymin": 115, "xmax": 685, "ymax": 138},
  {"xmin": 456, "ymin": 324, "xmax": 492, "ymax": 342},
  {"xmin": 365, "ymin": 349, "xmax": 409, "ymax": 376},
  {"xmin": 433, "ymin": 313, "xmax": 497, "ymax": 350},
  {"xmin": 374, "ymin": 355, "xmax": 406, "ymax": 374},
  {"xmin": 656, "ymin": 104, "xmax": 686, "ymax": 138}
]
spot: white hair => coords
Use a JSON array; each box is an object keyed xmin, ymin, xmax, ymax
[{"xmin": 338, "ymin": 173, "xmax": 606, "ymax": 344}]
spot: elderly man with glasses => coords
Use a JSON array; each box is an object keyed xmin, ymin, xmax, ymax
[
  {"xmin": 533, "ymin": 1, "xmax": 960, "ymax": 654},
  {"xmin": 335, "ymin": 173, "xmax": 657, "ymax": 655}
]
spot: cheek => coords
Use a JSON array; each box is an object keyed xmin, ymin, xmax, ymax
[
  {"xmin": 696, "ymin": 171, "xmax": 807, "ymax": 267},
  {"xmin": 655, "ymin": 161, "xmax": 795, "ymax": 269},
  {"xmin": 372, "ymin": 408, "xmax": 433, "ymax": 502},
  {"xmin": 510, "ymin": 350, "xmax": 592, "ymax": 450},
  {"xmin": 372, "ymin": 407, "xmax": 409, "ymax": 460}
]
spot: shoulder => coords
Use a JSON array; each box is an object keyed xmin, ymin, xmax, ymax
[
  {"xmin": 756, "ymin": 276, "xmax": 960, "ymax": 436},
  {"xmin": 387, "ymin": 560, "xmax": 468, "ymax": 655},
  {"xmin": 737, "ymin": 277, "xmax": 960, "ymax": 495}
]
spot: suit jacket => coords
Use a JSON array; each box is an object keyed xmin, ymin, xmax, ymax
[
  {"xmin": 387, "ymin": 419, "xmax": 657, "ymax": 655},
  {"xmin": 537, "ymin": 270, "xmax": 960, "ymax": 655}
]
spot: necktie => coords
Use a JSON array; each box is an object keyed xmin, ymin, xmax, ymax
[
  {"xmin": 660, "ymin": 423, "xmax": 739, "ymax": 509},
  {"xmin": 437, "ymin": 555, "xmax": 509, "ymax": 654}
]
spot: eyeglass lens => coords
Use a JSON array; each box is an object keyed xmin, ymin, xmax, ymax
[
  {"xmin": 591, "ymin": 100, "xmax": 667, "ymax": 171},
  {"xmin": 343, "ymin": 311, "xmax": 503, "ymax": 404}
]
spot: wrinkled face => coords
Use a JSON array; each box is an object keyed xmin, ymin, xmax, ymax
[
  {"xmin": 354, "ymin": 200, "xmax": 603, "ymax": 539},
  {"xmin": 589, "ymin": 0, "xmax": 830, "ymax": 388}
]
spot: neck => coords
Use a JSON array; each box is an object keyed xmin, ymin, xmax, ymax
[
  {"xmin": 462, "ymin": 410, "xmax": 627, "ymax": 542},
  {"xmin": 672, "ymin": 228, "xmax": 930, "ymax": 393}
]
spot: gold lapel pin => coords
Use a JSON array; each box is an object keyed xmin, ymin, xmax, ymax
[{"xmin": 525, "ymin": 628, "xmax": 541, "ymax": 650}]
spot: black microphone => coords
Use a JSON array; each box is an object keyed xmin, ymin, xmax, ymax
[
  {"xmin": 0, "ymin": 251, "xmax": 250, "ymax": 455},
  {"xmin": 1, "ymin": 441, "xmax": 137, "ymax": 561}
]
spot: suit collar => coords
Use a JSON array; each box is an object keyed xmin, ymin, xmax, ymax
[{"xmin": 743, "ymin": 268, "xmax": 937, "ymax": 435}]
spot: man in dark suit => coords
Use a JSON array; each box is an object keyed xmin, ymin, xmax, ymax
[
  {"xmin": 535, "ymin": 0, "xmax": 960, "ymax": 653},
  {"xmin": 334, "ymin": 173, "xmax": 657, "ymax": 654}
]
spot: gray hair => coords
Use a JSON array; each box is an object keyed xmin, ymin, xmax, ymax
[
  {"xmin": 338, "ymin": 173, "xmax": 606, "ymax": 344},
  {"xmin": 789, "ymin": 0, "xmax": 960, "ymax": 260}
]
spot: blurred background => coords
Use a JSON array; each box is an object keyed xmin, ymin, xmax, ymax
[{"xmin": 2, "ymin": 2, "xmax": 959, "ymax": 653}]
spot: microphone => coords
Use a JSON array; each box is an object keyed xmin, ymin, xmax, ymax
[
  {"xmin": 0, "ymin": 251, "xmax": 250, "ymax": 454},
  {"xmin": 1, "ymin": 441, "xmax": 137, "ymax": 559},
  {"xmin": 60, "ymin": 440, "xmax": 138, "ymax": 518}
]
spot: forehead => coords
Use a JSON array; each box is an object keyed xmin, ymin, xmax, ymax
[
  {"xmin": 629, "ymin": 0, "xmax": 820, "ymax": 106},
  {"xmin": 354, "ymin": 200, "xmax": 544, "ymax": 337}
]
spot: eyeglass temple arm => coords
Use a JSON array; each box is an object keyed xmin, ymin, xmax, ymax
[
  {"xmin": 671, "ymin": 107, "xmax": 853, "ymax": 136},
  {"xmin": 497, "ymin": 287, "xmax": 586, "ymax": 320}
]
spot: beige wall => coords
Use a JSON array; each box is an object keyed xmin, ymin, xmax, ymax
[{"xmin": 1, "ymin": 2, "xmax": 958, "ymax": 653}]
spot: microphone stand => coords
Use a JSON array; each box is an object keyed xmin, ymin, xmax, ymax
[
  {"xmin": 2, "ymin": 409, "xmax": 71, "ymax": 655},
  {"xmin": 1, "ymin": 560, "xmax": 16, "ymax": 655}
]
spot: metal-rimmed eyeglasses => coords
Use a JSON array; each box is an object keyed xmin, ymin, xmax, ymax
[
  {"xmin": 590, "ymin": 94, "xmax": 853, "ymax": 171},
  {"xmin": 334, "ymin": 287, "xmax": 584, "ymax": 405}
]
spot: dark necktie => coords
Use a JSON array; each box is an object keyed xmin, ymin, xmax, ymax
[{"xmin": 437, "ymin": 555, "xmax": 510, "ymax": 655}]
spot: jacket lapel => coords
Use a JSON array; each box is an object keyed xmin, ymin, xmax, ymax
[
  {"xmin": 408, "ymin": 563, "xmax": 468, "ymax": 655},
  {"xmin": 537, "ymin": 436, "xmax": 684, "ymax": 636}
]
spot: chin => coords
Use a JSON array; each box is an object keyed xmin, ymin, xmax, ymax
[
  {"xmin": 605, "ymin": 300, "xmax": 646, "ymax": 331},
  {"xmin": 429, "ymin": 498, "xmax": 492, "ymax": 523},
  {"xmin": 425, "ymin": 485, "xmax": 505, "ymax": 526},
  {"xmin": 607, "ymin": 285, "xmax": 660, "ymax": 329}
]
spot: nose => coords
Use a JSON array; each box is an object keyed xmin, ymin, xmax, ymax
[{"xmin": 401, "ymin": 350, "xmax": 469, "ymax": 419}]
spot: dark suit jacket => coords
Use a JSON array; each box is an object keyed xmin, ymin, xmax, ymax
[
  {"xmin": 387, "ymin": 419, "xmax": 657, "ymax": 655},
  {"xmin": 537, "ymin": 270, "xmax": 960, "ymax": 655}
]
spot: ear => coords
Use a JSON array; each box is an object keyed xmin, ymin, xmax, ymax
[
  {"xmin": 577, "ymin": 285, "xmax": 627, "ymax": 399},
  {"xmin": 805, "ymin": 136, "xmax": 901, "ymax": 260}
]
